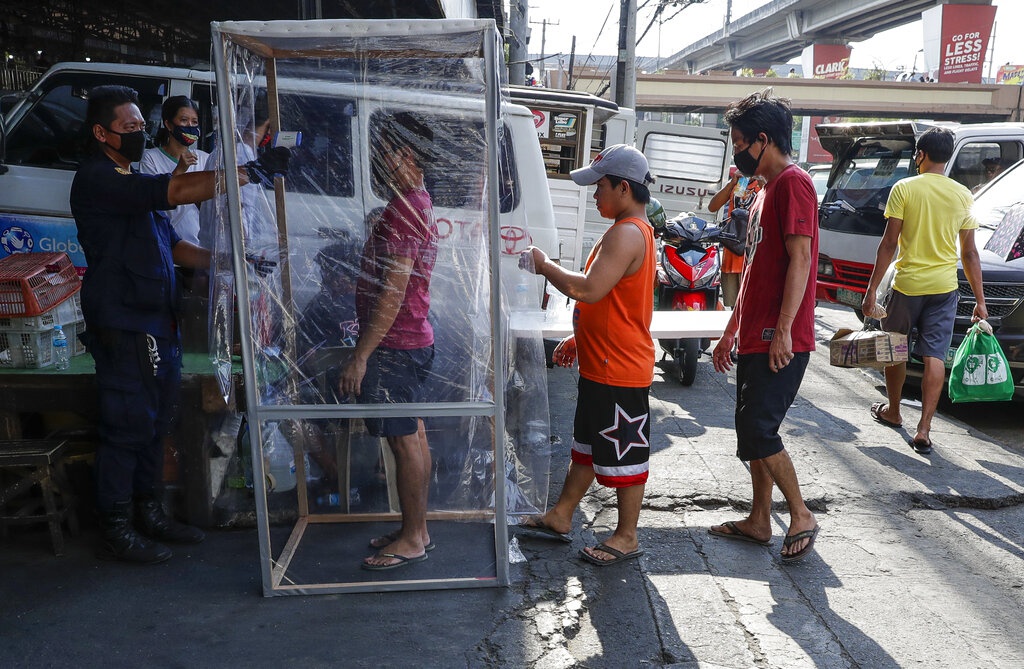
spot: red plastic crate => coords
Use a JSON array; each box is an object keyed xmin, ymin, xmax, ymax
[{"xmin": 0, "ymin": 253, "xmax": 81, "ymax": 317}]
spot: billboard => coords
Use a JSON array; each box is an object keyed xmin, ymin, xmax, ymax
[
  {"xmin": 922, "ymin": 3, "xmax": 997, "ymax": 83},
  {"xmin": 799, "ymin": 44, "xmax": 851, "ymax": 163},
  {"xmin": 997, "ymin": 65, "xmax": 1024, "ymax": 85},
  {"xmin": 801, "ymin": 43, "xmax": 851, "ymax": 80}
]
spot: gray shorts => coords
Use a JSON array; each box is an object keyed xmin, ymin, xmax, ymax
[{"xmin": 880, "ymin": 289, "xmax": 958, "ymax": 360}]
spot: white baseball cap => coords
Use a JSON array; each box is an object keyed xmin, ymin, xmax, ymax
[{"xmin": 570, "ymin": 143, "xmax": 654, "ymax": 186}]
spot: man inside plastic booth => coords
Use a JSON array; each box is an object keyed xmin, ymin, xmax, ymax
[{"xmin": 338, "ymin": 113, "xmax": 439, "ymax": 571}]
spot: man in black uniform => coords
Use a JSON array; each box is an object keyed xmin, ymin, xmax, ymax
[{"xmin": 71, "ymin": 85, "xmax": 287, "ymax": 564}]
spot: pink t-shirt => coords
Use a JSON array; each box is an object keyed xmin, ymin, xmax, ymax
[
  {"xmin": 737, "ymin": 164, "xmax": 818, "ymax": 354},
  {"xmin": 356, "ymin": 188, "xmax": 438, "ymax": 349}
]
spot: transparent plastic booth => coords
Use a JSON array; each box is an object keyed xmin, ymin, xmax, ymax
[{"xmin": 207, "ymin": 19, "xmax": 552, "ymax": 594}]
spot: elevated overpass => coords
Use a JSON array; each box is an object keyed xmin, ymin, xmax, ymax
[
  {"xmin": 571, "ymin": 71, "xmax": 1024, "ymax": 121},
  {"xmin": 660, "ymin": 0, "xmax": 993, "ymax": 73}
]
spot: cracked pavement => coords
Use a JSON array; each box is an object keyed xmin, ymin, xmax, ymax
[
  {"xmin": 3, "ymin": 304, "xmax": 1023, "ymax": 668},
  {"xmin": 487, "ymin": 304, "xmax": 1024, "ymax": 668}
]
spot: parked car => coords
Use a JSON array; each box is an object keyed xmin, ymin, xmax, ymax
[
  {"xmin": 807, "ymin": 163, "xmax": 830, "ymax": 203},
  {"xmin": 903, "ymin": 158, "xmax": 1024, "ymax": 398},
  {"xmin": 815, "ymin": 120, "xmax": 1024, "ymax": 317}
]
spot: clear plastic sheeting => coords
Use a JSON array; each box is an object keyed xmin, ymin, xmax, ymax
[{"xmin": 208, "ymin": 19, "xmax": 552, "ymax": 595}]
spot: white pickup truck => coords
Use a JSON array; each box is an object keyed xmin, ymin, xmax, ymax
[{"xmin": 508, "ymin": 86, "xmax": 730, "ymax": 271}]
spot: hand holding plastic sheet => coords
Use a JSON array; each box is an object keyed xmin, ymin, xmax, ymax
[
  {"xmin": 948, "ymin": 320, "xmax": 1014, "ymax": 403},
  {"xmin": 245, "ymin": 146, "xmax": 292, "ymax": 187}
]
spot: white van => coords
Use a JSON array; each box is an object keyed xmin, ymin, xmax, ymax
[
  {"xmin": 508, "ymin": 86, "xmax": 730, "ymax": 271},
  {"xmin": 816, "ymin": 120, "xmax": 1024, "ymax": 316},
  {"xmin": 0, "ymin": 62, "xmax": 558, "ymax": 314}
]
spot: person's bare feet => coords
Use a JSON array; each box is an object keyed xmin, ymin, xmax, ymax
[
  {"xmin": 528, "ymin": 510, "xmax": 571, "ymax": 536},
  {"xmin": 363, "ymin": 536, "xmax": 427, "ymax": 569},
  {"xmin": 369, "ymin": 529, "xmax": 432, "ymax": 551},
  {"xmin": 709, "ymin": 518, "xmax": 772, "ymax": 544},
  {"xmin": 581, "ymin": 534, "xmax": 639, "ymax": 563},
  {"xmin": 870, "ymin": 402, "xmax": 902, "ymax": 428}
]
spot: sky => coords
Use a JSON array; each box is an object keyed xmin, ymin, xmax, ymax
[{"xmin": 523, "ymin": 0, "xmax": 1024, "ymax": 76}]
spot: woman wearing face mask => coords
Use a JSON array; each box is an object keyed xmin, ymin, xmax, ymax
[{"xmin": 140, "ymin": 96, "xmax": 210, "ymax": 245}]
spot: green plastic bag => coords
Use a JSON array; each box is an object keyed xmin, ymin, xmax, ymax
[{"xmin": 948, "ymin": 321, "xmax": 1014, "ymax": 403}]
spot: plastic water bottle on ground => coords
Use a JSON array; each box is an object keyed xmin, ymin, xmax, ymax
[
  {"xmin": 52, "ymin": 324, "xmax": 70, "ymax": 370},
  {"xmin": 262, "ymin": 422, "xmax": 296, "ymax": 493}
]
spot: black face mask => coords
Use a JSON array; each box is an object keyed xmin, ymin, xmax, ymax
[
  {"xmin": 734, "ymin": 139, "xmax": 765, "ymax": 178},
  {"xmin": 107, "ymin": 128, "xmax": 147, "ymax": 163}
]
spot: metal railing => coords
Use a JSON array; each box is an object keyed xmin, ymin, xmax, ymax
[{"xmin": 0, "ymin": 67, "xmax": 43, "ymax": 92}]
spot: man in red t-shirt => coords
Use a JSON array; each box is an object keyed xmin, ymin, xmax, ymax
[
  {"xmin": 708, "ymin": 89, "xmax": 820, "ymax": 564},
  {"xmin": 339, "ymin": 114, "xmax": 439, "ymax": 571}
]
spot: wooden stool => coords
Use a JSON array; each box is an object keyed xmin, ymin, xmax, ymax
[{"xmin": 0, "ymin": 440, "xmax": 79, "ymax": 556}]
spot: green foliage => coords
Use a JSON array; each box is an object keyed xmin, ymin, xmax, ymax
[{"xmin": 863, "ymin": 61, "xmax": 888, "ymax": 81}]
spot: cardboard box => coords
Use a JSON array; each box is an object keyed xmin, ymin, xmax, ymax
[{"xmin": 829, "ymin": 328, "xmax": 908, "ymax": 369}]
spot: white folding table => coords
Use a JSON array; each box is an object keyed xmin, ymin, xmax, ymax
[{"xmin": 509, "ymin": 308, "xmax": 731, "ymax": 340}]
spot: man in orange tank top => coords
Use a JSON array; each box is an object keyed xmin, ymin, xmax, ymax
[{"xmin": 517, "ymin": 144, "xmax": 656, "ymax": 566}]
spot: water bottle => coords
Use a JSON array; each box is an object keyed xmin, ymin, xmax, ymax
[
  {"xmin": 262, "ymin": 422, "xmax": 296, "ymax": 493},
  {"xmin": 316, "ymin": 493, "xmax": 341, "ymax": 507},
  {"xmin": 52, "ymin": 324, "xmax": 70, "ymax": 370}
]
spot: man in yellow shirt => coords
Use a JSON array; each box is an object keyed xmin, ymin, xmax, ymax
[{"xmin": 862, "ymin": 128, "xmax": 987, "ymax": 455}]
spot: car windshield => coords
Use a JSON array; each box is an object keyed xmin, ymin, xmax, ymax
[
  {"xmin": 825, "ymin": 139, "xmax": 916, "ymax": 209},
  {"xmin": 972, "ymin": 159, "xmax": 1024, "ymax": 229}
]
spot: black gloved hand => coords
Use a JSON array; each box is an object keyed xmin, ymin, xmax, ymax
[
  {"xmin": 245, "ymin": 253, "xmax": 278, "ymax": 277},
  {"xmin": 245, "ymin": 147, "xmax": 291, "ymax": 187}
]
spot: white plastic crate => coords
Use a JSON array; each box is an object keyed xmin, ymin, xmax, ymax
[
  {"xmin": 0, "ymin": 320, "xmax": 86, "ymax": 369},
  {"xmin": 0, "ymin": 293, "xmax": 83, "ymax": 332}
]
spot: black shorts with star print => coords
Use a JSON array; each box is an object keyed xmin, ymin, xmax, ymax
[{"xmin": 571, "ymin": 376, "xmax": 651, "ymax": 488}]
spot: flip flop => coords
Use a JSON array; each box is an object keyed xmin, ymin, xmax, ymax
[
  {"xmin": 368, "ymin": 531, "xmax": 435, "ymax": 552},
  {"xmin": 780, "ymin": 526, "xmax": 820, "ymax": 564},
  {"xmin": 516, "ymin": 517, "xmax": 572, "ymax": 543},
  {"xmin": 910, "ymin": 437, "xmax": 933, "ymax": 455},
  {"xmin": 870, "ymin": 402, "xmax": 902, "ymax": 429},
  {"xmin": 708, "ymin": 520, "xmax": 772, "ymax": 546},
  {"xmin": 361, "ymin": 551, "xmax": 429, "ymax": 571},
  {"xmin": 579, "ymin": 542, "xmax": 644, "ymax": 566}
]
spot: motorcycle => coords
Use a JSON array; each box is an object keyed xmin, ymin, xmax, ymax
[{"xmin": 655, "ymin": 213, "xmax": 723, "ymax": 386}]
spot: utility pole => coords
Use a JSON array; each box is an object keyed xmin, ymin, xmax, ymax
[
  {"xmin": 568, "ymin": 36, "xmax": 577, "ymax": 90},
  {"xmin": 613, "ymin": 0, "xmax": 637, "ymax": 108},
  {"xmin": 509, "ymin": 0, "xmax": 529, "ymax": 86},
  {"xmin": 539, "ymin": 18, "xmax": 557, "ymax": 87}
]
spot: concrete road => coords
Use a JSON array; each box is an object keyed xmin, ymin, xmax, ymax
[
  {"xmin": 499, "ymin": 303, "xmax": 1024, "ymax": 668},
  {"xmin": 2, "ymin": 303, "xmax": 1023, "ymax": 668}
]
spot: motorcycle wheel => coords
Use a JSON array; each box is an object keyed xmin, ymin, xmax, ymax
[{"xmin": 675, "ymin": 338, "xmax": 700, "ymax": 386}]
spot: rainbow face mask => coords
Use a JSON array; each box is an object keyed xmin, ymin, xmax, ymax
[{"xmin": 172, "ymin": 124, "xmax": 201, "ymax": 146}]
